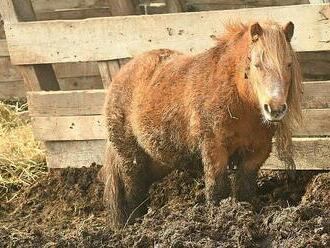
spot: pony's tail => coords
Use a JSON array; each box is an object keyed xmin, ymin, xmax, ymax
[{"xmin": 98, "ymin": 142, "xmax": 127, "ymax": 229}]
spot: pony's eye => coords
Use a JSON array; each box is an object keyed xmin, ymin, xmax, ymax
[
  {"xmin": 254, "ymin": 63, "xmax": 262, "ymax": 69},
  {"xmin": 287, "ymin": 63, "xmax": 292, "ymax": 68}
]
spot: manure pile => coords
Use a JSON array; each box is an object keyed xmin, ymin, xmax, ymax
[{"xmin": 0, "ymin": 164, "xmax": 329, "ymax": 248}]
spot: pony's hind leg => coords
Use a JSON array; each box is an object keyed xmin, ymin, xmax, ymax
[{"xmin": 101, "ymin": 142, "xmax": 151, "ymax": 229}]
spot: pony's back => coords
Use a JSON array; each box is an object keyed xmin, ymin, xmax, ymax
[{"xmin": 104, "ymin": 48, "xmax": 182, "ymax": 150}]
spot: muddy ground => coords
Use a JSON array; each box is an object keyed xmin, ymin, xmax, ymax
[{"xmin": 0, "ymin": 164, "xmax": 329, "ymax": 248}]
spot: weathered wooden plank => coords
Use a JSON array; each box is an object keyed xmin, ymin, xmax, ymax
[
  {"xmin": 107, "ymin": 0, "xmax": 141, "ymax": 15},
  {"xmin": 0, "ymin": 58, "xmax": 101, "ymax": 82},
  {"xmin": 302, "ymin": 81, "xmax": 330, "ymax": 109},
  {"xmin": 58, "ymin": 76, "xmax": 103, "ymax": 90},
  {"xmin": 45, "ymin": 137, "xmax": 330, "ymax": 170},
  {"xmin": 187, "ymin": 0, "xmax": 308, "ymax": 4},
  {"xmin": 0, "ymin": 0, "xmax": 18, "ymax": 23},
  {"xmin": 11, "ymin": 0, "xmax": 37, "ymax": 22},
  {"xmin": 118, "ymin": 58, "xmax": 131, "ymax": 67},
  {"xmin": 0, "ymin": 80, "xmax": 25, "ymax": 99},
  {"xmin": 100, "ymin": 0, "xmax": 140, "ymax": 88},
  {"xmin": 45, "ymin": 140, "xmax": 106, "ymax": 168},
  {"xmin": 36, "ymin": 7, "xmax": 110, "ymax": 21},
  {"xmin": 54, "ymin": 62, "xmax": 100, "ymax": 78},
  {"xmin": 6, "ymin": 0, "xmax": 61, "ymax": 91},
  {"xmin": 0, "ymin": 15, "xmax": 5, "ymax": 39},
  {"xmin": 263, "ymin": 137, "xmax": 330, "ymax": 170},
  {"xmin": 0, "ymin": 56, "xmax": 21, "ymax": 81},
  {"xmin": 140, "ymin": 2, "xmax": 167, "ymax": 15},
  {"xmin": 31, "ymin": 115, "xmax": 107, "ymax": 141},
  {"xmin": 27, "ymin": 90, "xmax": 105, "ymax": 116},
  {"xmin": 0, "ymin": 77, "xmax": 102, "ymax": 99},
  {"xmin": 97, "ymin": 60, "xmax": 120, "ymax": 88},
  {"xmin": 297, "ymin": 109, "xmax": 330, "ymax": 136},
  {"xmin": 166, "ymin": 0, "xmax": 185, "ymax": 12},
  {"xmin": 30, "ymin": 0, "xmax": 108, "ymax": 13},
  {"xmin": 0, "ymin": 39, "xmax": 8, "ymax": 56},
  {"xmin": 98, "ymin": 61, "xmax": 112, "ymax": 88},
  {"xmin": 310, "ymin": 0, "xmax": 330, "ymax": 3},
  {"xmin": 26, "ymin": 81, "xmax": 330, "ymax": 117},
  {"xmin": 3, "ymin": 4, "xmax": 329, "ymax": 65},
  {"xmin": 18, "ymin": 65, "xmax": 60, "ymax": 91},
  {"xmin": 299, "ymin": 51, "xmax": 330, "ymax": 81},
  {"xmin": 17, "ymin": 66, "xmax": 38, "ymax": 91},
  {"xmin": 186, "ymin": 0, "xmax": 310, "ymax": 11},
  {"xmin": 29, "ymin": 108, "xmax": 330, "ymax": 141}
]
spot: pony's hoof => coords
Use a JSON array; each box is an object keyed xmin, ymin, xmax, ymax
[
  {"xmin": 205, "ymin": 183, "xmax": 231, "ymax": 204},
  {"xmin": 235, "ymin": 184, "xmax": 257, "ymax": 202}
]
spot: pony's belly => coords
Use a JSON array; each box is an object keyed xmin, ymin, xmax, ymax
[
  {"xmin": 130, "ymin": 117, "xmax": 189, "ymax": 167},
  {"xmin": 130, "ymin": 98, "xmax": 190, "ymax": 168},
  {"xmin": 136, "ymin": 131, "xmax": 190, "ymax": 167}
]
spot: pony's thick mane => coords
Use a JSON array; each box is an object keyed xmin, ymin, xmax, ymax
[
  {"xmin": 259, "ymin": 22, "xmax": 303, "ymax": 173},
  {"xmin": 275, "ymin": 48, "xmax": 302, "ymax": 174},
  {"xmin": 218, "ymin": 21, "xmax": 303, "ymax": 173},
  {"xmin": 215, "ymin": 22, "xmax": 248, "ymax": 46}
]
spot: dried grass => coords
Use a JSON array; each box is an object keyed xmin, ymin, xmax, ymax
[{"xmin": 0, "ymin": 101, "xmax": 46, "ymax": 201}]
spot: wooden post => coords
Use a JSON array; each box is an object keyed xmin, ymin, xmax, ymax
[
  {"xmin": 98, "ymin": 61, "xmax": 120, "ymax": 88},
  {"xmin": 98, "ymin": 0, "xmax": 140, "ymax": 88},
  {"xmin": 107, "ymin": 0, "xmax": 141, "ymax": 15},
  {"xmin": 1, "ymin": 0, "xmax": 60, "ymax": 91},
  {"xmin": 165, "ymin": 0, "xmax": 185, "ymax": 13}
]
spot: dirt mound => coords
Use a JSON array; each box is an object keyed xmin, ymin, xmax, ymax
[
  {"xmin": 117, "ymin": 170, "xmax": 262, "ymax": 247},
  {"xmin": 0, "ymin": 164, "xmax": 110, "ymax": 247},
  {"xmin": 265, "ymin": 172, "xmax": 330, "ymax": 248},
  {"xmin": 0, "ymin": 166, "xmax": 329, "ymax": 247}
]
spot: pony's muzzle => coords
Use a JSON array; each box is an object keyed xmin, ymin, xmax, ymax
[{"xmin": 263, "ymin": 102, "xmax": 287, "ymax": 121}]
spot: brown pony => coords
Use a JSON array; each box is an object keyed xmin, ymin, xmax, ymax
[{"xmin": 100, "ymin": 21, "xmax": 302, "ymax": 229}]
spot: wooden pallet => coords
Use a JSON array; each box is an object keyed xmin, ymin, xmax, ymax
[
  {"xmin": 26, "ymin": 81, "xmax": 330, "ymax": 170},
  {"xmin": 1, "ymin": 0, "xmax": 329, "ymax": 99},
  {"xmin": 0, "ymin": 0, "xmax": 109, "ymax": 99},
  {"xmin": 0, "ymin": 0, "xmax": 329, "ymax": 170}
]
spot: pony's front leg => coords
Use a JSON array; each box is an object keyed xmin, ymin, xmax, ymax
[
  {"xmin": 235, "ymin": 145, "xmax": 272, "ymax": 201},
  {"xmin": 201, "ymin": 140, "xmax": 230, "ymax": 203}
]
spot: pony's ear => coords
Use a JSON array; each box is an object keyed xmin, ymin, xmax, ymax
[
  {"xmin": 283, "ymin": 21, "xmax": 294, "ymax": 42},
  {"xmin": 250, "ymin": 22, "xmax": 263, "ymax": 42}
]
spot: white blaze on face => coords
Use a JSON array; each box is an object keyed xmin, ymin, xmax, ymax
[
  {"xmin": 260, "ymin": 77, "xmax": 288, "ymax": 122},
  {"xmin": 269, "ymin": 84, "xmax": 282, "ymax": 99}
]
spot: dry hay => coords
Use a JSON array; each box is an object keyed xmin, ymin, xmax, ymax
[{"xmin": 0, "ymin": 101, "xmax": 46, "ymax": 201}]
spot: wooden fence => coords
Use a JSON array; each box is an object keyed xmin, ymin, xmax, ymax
[
  {"xmin": 0, "ymin": 0, "xmax": 112, "ymax": 99},
  {"xmin": 1, "ymin": 0, "xmax": 329, "ymax": 99},
  {"xmin": 0, "ymin": 0, "xmax": 329, "ymax": 170}
]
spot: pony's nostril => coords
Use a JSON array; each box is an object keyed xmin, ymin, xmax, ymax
[
  {"xmin": 264, "ymin": 104, "xmax": 271, "ymax": 113},
  {"xmin": 281, "ymin": 103, "xmax": 287, "ymax": 113}
]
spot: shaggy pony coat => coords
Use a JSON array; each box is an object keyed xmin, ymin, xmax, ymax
[{"xmin": 100, "ymin": 21, "xmax": 302, "ymax": 229}]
